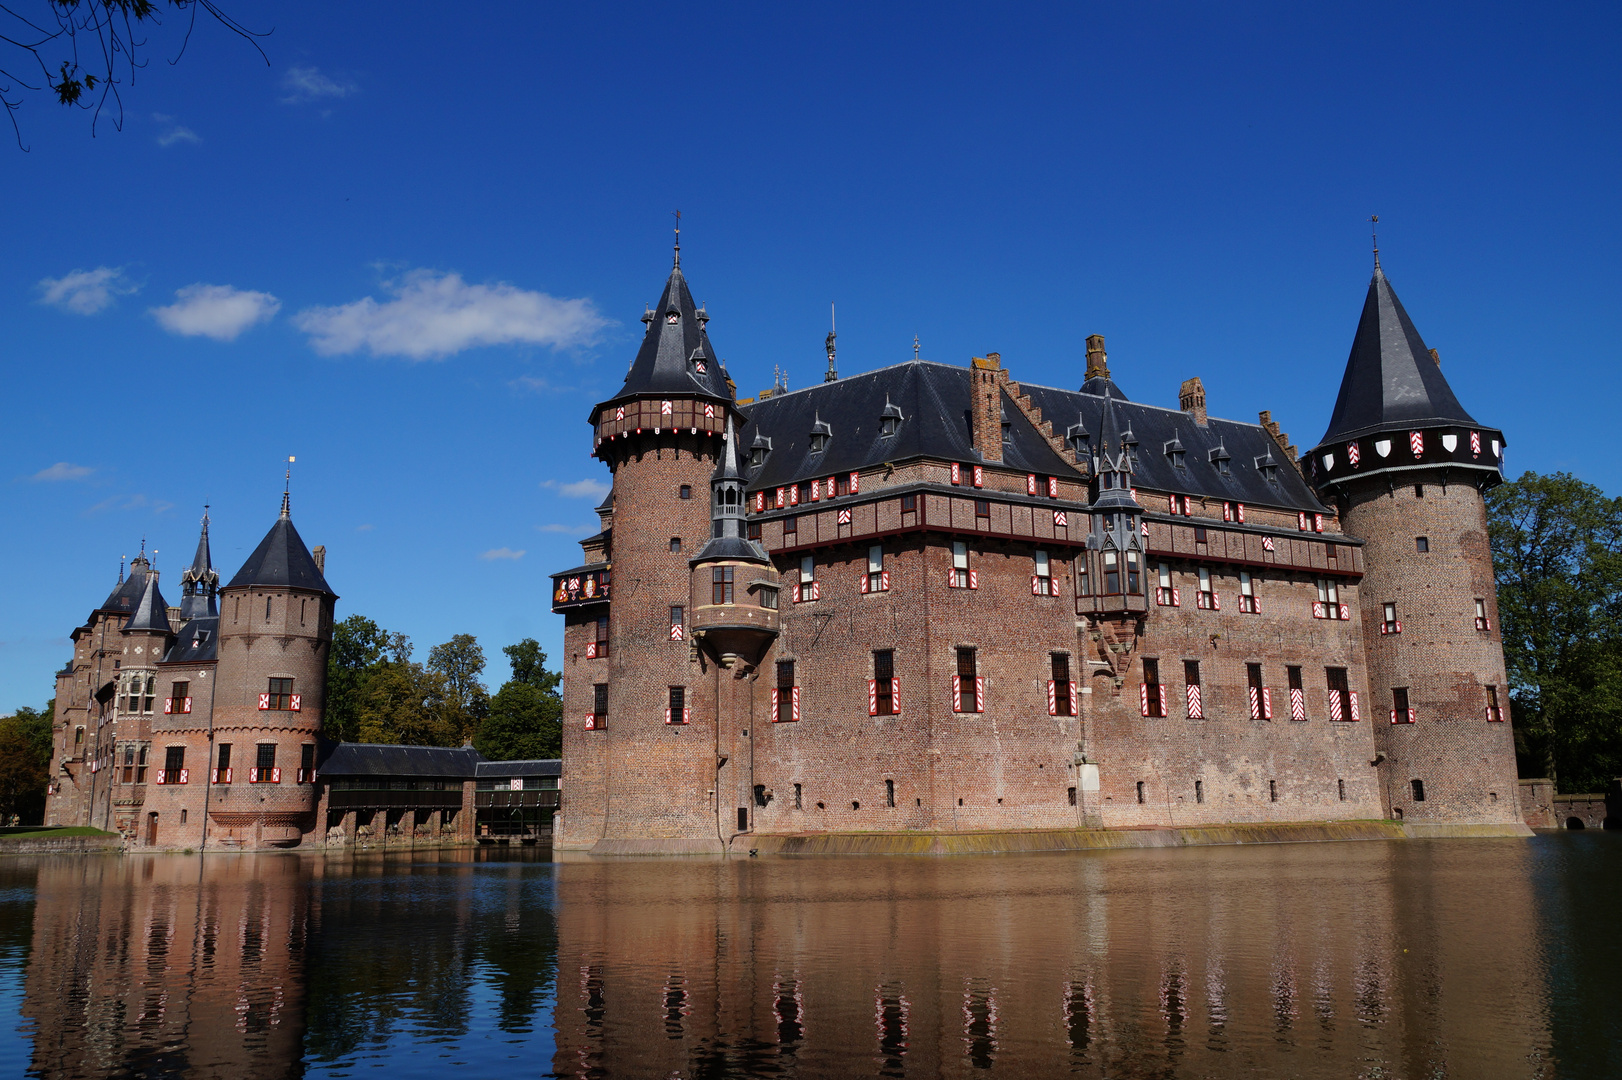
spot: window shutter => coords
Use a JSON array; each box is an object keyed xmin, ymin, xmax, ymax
[
  {"xmin": 972, "ymin": 465, "xmax": 983, "ymax": 487},
  {"xmin": 1212, "ymin": 592, "xmax": 1220, "ymax": 611},
  {"xmin": 1348, "ymin": 691, "xmax": 1360, "ymax": 721},
  {"xmin": 1261, "ymin": 688, "xmax": 1272, "ymax": 720},
  {"xmin": 969, "ymin": 570, "xmax": 978, "ymax": 590},
  {"xmin": 1140, "ymin": 683, "xmax": 1150, "ymax": 716},
  {"xmin": 1049, "ymin": 577, "xmax": 1061, "ymax": 596},
  {"xmin": 258, "ymin": 694, "xmax": 270, "ymax": 711},
  {"xmin": 1314, "ymin": 514, "xmax": 1324, "ymax": 532},
  {"xmin": 1158, "ymin": 685, "xmax": 1168, "ymax": 716},
  {"xmin": 975, "ymin": 676, "xmax": 985, "ymax": 712},
  {"xmin": 869, "ymin": 680, "xmax": 879, "ymax": 715},
  {"xmin": 809, "ymin": 581, "xmax": 821, "ymax": 601},
  {"xmin": 1312, "ymin": 601, "xmax": 1325, "ymax": 619},
  {"xmin": 1236, "ymin": 503, "xmax": 1245, "ymax": 523},
  {"xmin": 1298, "ymin": 512, "xmax": 1308, "ymax": 530},
  {"xmin": 892, "ymin": 678, "xmax": 901, "ymax": 713},
  {"xmin": 179, "ymin": 769, "xmax": 189, "ymax": 784},
  {"xmin": 776, "ymin": 487, "xmax": 785, "ymax": 508},
  {"xmin": 684, "ymin": 707, "xmax": 693, "ymax": 724},
  {"xmin": 584, "ymin": 713, "xmax": 597, "ymax": 730},
  {"xmin": 792, "ymin": 583, "xmax": 802, "ymax": 603},
  {"xmin": 1172, "ymin": 588, "xmax": 1181, "ymax": 606},
  {"xmin": 849, "ymin": 471, "xmax": 860, "ymax": 494},
  {"xmin": 1032, "ymin": 576, "xmax": 1043, "ymax": 595},
  {"xmin": 810, "ymin": 482, "xmax": 819, "ymax": 502},
  {"xmin": 1328, "ymin": 690, "xmax": 1343, "ymax": 722},
  {"xmin": 1187, "ymin": 684, "xmax": 1202, "ymax": 719},
  {"xmin": 952, "ymin": 675, "xmax": 962, "ymax": 709},
  {"xmin": 1054, "ymin": 510, "xmax": 1068, "ymax": 527},
  {"xmin": 1223, "ymin": 502, "xmax": 1232, "ymax": 522},
  {"xmin": 861, "ymin": 574, "xmax": 870, "ymax": 594},
  {"xmin": 951, "ymin": 462, "xmax": 961, "ymax": 485},
  {"xmin": 163, "ymin": 699, "xmax": 172, "ymax": 715},
  {"xmin": 770, "ymin": 688, "xmax": 779, "ymax": 720},
  {"xmin": 755, "ymin": 492, "xmax": 765, "ymax": 512},
  {"xmin": 881, "ymin": 570, "xmax": 891, "ymax": 591},
  {"xmin": 1047, "ymin": 476, "xmax": 1058, "ymax": 498},
  {"xmin": 827, "ymin": 477, "xmax": 836, "ymax": 498},
  {"xmin": 792, "ymin": 687, "xmax": 801, "ymax": 722},
  {"xmin": 838, "ymin": 508, "xmax": 852, "ymax": 525},
  {"xmin": 290, "ymin": 694, "xmax": 301, "ymax": 712},
  {"xmin": 671, "ymin": 623, "xmax": 684, "ymax": 641},
  {"xmin": 1168, "ymin": 495, "xmax": 1177, "ymax": 513},
  {"xmin": 665, "ymin": 707, "xmax": 673, "ymax": 724},
  {"xmin": 184, "ymin": 697, "xmax": 193, "ymax": 714},
  {"xmin": 1338, "ymin": 603, "xmax": 1350, "ymax": 620},
  {"xmin": 1289, "ymin": 689, "xmax": 1305, "ymax": 721},
  {"xmin": 1027, "ymin": 474, "xmax": 1038, "ymax": 495},
  {"xmin": 1047, "ymin": 680, "xmax": 1058, "ymax": 715},
  {"xmin": 789, "ymin": 485, "xmax": 799, "ymax": 506},
  {"xmin": 155, "ymin": 771, "xmax": 165, "ymax": 785},
  {"xmin": 1069, "ymin": 682, "xmax": 1077, "ymax": 711}
]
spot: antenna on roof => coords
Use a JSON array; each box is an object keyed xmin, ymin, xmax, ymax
[
  {"xmin": 672, "ymin": 209, "xmax": 682, "ymax": 269},
  {"xmin": 824, "ymin": 302, "xmax": 837, "ymax": 383},
  {"xmin": 282, "ymin": 455, "xmax": 295, "ymax": 519},
  {"xmin": 1370, "ymin": 214, "xmax": 1380, "ymax": 270}
]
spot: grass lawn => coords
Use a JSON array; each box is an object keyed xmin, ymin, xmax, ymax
[{"xmin": 0, "ymin": 826, "xmax": 118, "ymax": 841}]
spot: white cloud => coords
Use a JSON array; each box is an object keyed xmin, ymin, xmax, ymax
[
  {"xmin": 36, "ymin": 267, "xmax": 138, "ymax": 315},
  {"xmin": 540, "ymin": 478, "xmax": 611, "ymax": 499},
  {"xmin": 84, "ymin": 493, "xmax": 174, "ymax": 517},
  {"xmin": 154, "ymin": 117, "xmax": 201, "ymax": 147},
  {"xmin": 151, "ymin": 284, "xmax": 281, "ymax": 341},
  {"xmin": 31, "ymin": 462, "xmax": 94, "ymax": 482},
  {"xmin": 295, "ymin": 270, "xmax": 607, "ymax": 360},
  {"xmin": 479, "ymin": 547, "xmax": 526, "ymax": 561},
  {"xmin": 355, "ymin": 523, "xmax": 374, "ymax": 532},
  {"xmin": 536, "ymin": 523, "xmax": 593, "ymax": 535},
  {"xmin": 281, "ymin": 65, "xmax": 358, "ymax": 104}
]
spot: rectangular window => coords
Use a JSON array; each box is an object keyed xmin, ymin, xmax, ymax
[
  {"xmin": 1327, "ymin": 667, "xmax": 1355, "ymax": 721},
  {"xmin": 163, "ymin": 746, "xmax": 185, "ymax": 785},
  {"xmin": 747, "ymin": 521, "xmax": 762, "ymax": 541},
  {"xmin": 594, "ymin": 615, "xmax": 609, "ymax": 657},
  {"xmin": 1184, "ymin": 660, "xmax": 1203, "ymax": 719},
  {"xmin": 265, "ymin": 678, "xmax": 293, "ymax": 710},
  {"xmin": 669, "ymin": 537, "xmax": 682, "ymax": 553},
  {"xmin": 1416, "ymin": 536, "xmax": 1429, "ymax": 553},
  {"xmin": 668, "ymin": 686, "xmax": 688, "ymax": 725},
  {"xmin": 775, "ymin": 662, "xmax": 797, "ymax": 723},
  {"xmin": 867, "ymin": 545, "xmax": 887, "ymax": 592},
  {"xmin": 1076, "ymin": 558, "xmax": 1090, "ymax": 597},
  {"xmin": 670, "ymin": 605, "xmax": 685, "ymax": 640},
  {"xmin": 955, "ymin": 648, "xmax": 982, "ymax": 713},
  {"xmin": 1155, "ymin": 561, "xmax": 1178, "ymax": 606},
  {"xmin": 1194, "ymin": 525, "xmax": 1208, "ymax": 545},
  {"xmin": 1196, "ymin": 567, "xmax": 1217, "ymax": 609},
  {"xmin": 300, "ymin": 743, "xmax": 315, "ymax": 784},
  {"xmin": 901, "ymin": 493, "xmax": 917, "ymax": 512},
  {"xmin": 1247, "ymin": 663, "xmax": 1270, "ymax": 720},
  {"xmin": 1103, "ymin": 551, "xmax": 1121, "ymax": 595},
  {"xmin": 593, "ymin": 682, "xmax": 608, "ymax": 718},
  {"xmin": 794, "ymin": 783, "xmax": 803, "ymax": 809},
  {"xmin": 974, "ymin": 499, "xmax": 991, "ymax": 521},
  {"xmin": 1314, "ymin": 579, "xmax": 1344, "ymax": 619},
  {"xmin": 713, "ymin": 566, "xmax": 734, "ymax": 605},
  {"xmin": 251, "ymin": 743, "xmax": 277, "ymax": 783},
  {"xmin": 214, "ymin": 742, "xmax": 231, "ymax": 784},
  {"xmin": 167, "ymin": 680, "xmax": 190, "ymax": 715},
  {"xmin": 1411, "ymin": 778, "xmax": 1426, "ymax": 802},
  {"xmin": 1475, "ymin": 598, "xmax": 1490, "ymax": 631},
  {"xmin": 136, "ymin": 745, "xmax": 146, "ymax": 783},
  {"xmin": 873, "ymin": 650, "xmax": 896, "ymax": 715},
  {"xmin": 886, "ymin": 778, "xmax": 896, "ymax": 807},
  {"xmin": 1269, "ymin": 779, "xmax": 1278, "ymax": 803},
  {"xmin": 1382, "ymin": 602, "xmax": 1400, "ymax": 634},
  {"xmin": 798, "ymin": 481, "xmax": 813, "ymax": 505},
  {"xmin": 758, "ymin": 584, "xmax": 778, "ymax": 610},
  {"xmin": 1339, "ymin": 778, "xmax": 1347, "ymax": 801},
  {"xmin": 1126, "ymin": 551, "xmax": 1142, "ymax": 594},
  {"xmin": 1486, "ymin": 684, "xmax": 1503, "ymax": 722},
  {"xmin": 1195, "ymin": 779, "xmax": 1204, "ymax": 804},
  {"xmin": 142, "ymin": 675, "xmax": 155, "ymax": 714},
  {"xmin": 796, "ymin": 555, "xmax": 818, "ymax": 602},
  {"xmin": 1392, "ymin": 686, "xmax": 1414, "ymax": 724},
  {"xmin": 784, "ymin": 514, "xmax": 797, "ymax": 536},
  {"xmin": 1326, "ymin": 542, "xmax": 1338, "ymax": 563},
  {"xmin": 1141, "ymin": 658, "xmax": 1165, "ymax": 718},
  {"xmin": 950, "ymin": 541, "xmax": 974, "ymax": 589},
  {"xmin": 1287, "ymin": 665, "xmax": 1305, "ymax": 720},
  {"xmin": 1136, "ymin": 780, "xmax": 1146, "ymax": 804},
  {"xmin": 1238, "ymin": 570, "xmax": 1258, "ymax": 613},
  {"xmin": 1033, "ymin": 549, "xmax": 1051, "ymax": 595},
  {"xmin": 1050, "ymin": 653, "xmax": 1074, "ymax": 717}
]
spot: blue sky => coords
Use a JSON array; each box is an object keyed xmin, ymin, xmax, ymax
[{"xmin": 3, "ymin": 2, "xmax": 1619, "ymax": 712}]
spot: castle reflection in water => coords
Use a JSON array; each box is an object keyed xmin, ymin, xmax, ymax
[{"xmin": 6, "ymin": 842, "xmax": 1562, "ymax": 1078}]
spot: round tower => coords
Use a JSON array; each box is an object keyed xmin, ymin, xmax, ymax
[
  {"xmin": 689, "ymin": 414, "xmax": 780, "ymax": 671},
  {"xmin": 210, "ymin": 492, "xmax": 337, "ymax": 847},
  {"xmin": 1307, "ymin": 259, "xmax": 1520, "ymax": 827},
  {"xmin": 557, "ymin": 246, "xmax": 743, "ymax": 852}
]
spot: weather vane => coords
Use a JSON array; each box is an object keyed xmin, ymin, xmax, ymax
[
  {"xmin": 1370, "ymin": 214, "xmax": 1380, "ymax": 268},
  {"xmin": 672, "ymin": 209, "xmax": 682, "ymax": 268},
  {"xmin": 824, "ymin": 302, "xmax": 837, "ymax": 383},
  {"xmin": 913, "ymin": 334, "xmax": 920, "ymax": 361}
]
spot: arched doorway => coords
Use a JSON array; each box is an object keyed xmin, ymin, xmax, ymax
[{"xmin": 1565, "ymin": 816, "xmax": 1586, "ymax": 830}]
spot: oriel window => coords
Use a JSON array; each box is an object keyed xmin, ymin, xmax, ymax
[{"xmin": 713, "ymin": 566, "xmax": 734, "ymax": 605}]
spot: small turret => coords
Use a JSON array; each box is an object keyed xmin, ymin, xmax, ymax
[
  {"xmin": 1080, "ymin": 390, "xmax": 1148, "ymax": 617},
  {"xmin": 689, "ymin": 415, "xmax": 779, "ymax": 670},
  {"xmin": 179, "ymin": 509, "xmax": 220, "ymax": 621}
]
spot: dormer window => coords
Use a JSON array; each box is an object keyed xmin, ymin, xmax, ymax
[
  {"xmin": 1164, "ymin": 437, "xmax": 1186, "ymax": 470},
  {"xmin": 808, "ymin": 418, "xmax": 832, "ymax": 453},
  {"xmin": 879, "ymin": 400, "xmax": 903, "ymax": 438},
  {"xmin": 749, "ymin": 434, "xmax": 772, "ymax": 468},
  {"xmin": 1255, "ymin": 452, "xmax": 1279, "ymax": 484},
  {"xmin": 666, "ymin": 310, "xmax": 680, "ymax": 325},
  {"xmin": 1067, "ymin": 419, "xmax": 1090, "ymax": 456},
  {"xmin": 1209, "ymin": 441, "xmax": 1231, "ymax": 476}
]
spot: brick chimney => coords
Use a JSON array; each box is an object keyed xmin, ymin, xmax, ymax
[
  {"xmin": 1428, "ymin": 348, "xmax": 1440, "ymax": 367},
  {"xmin": 971, "ymin": 353, "xmax": 1005, "ymax": 462},
  {"xmin": 1179, "ymin": 377, "xmax": 1208, "ymax": 426},
  {"xmin": 1085, "ymin": 335, "xmax": 1109, "ymax": 381},
  {"xmin": 313, "ymin": 545, "xmax": 326, "ymax": 574}
]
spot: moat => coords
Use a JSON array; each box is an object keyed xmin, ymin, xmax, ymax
[{"xmin": 0, "ymin": 834, "xmax": 1616, "ymax": 1079}]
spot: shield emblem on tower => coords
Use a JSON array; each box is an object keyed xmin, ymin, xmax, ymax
[
  {"xmin": 1375, "ymin": 439, "xmax": 1392, "ymax": 457},
  {"xmin": 1321, "ymin": 453, "xmax": 1335, "ymax": 471},
  {"xmin": 1441, "ymin": 434, "xmax": 1458, "ymax": 452}
]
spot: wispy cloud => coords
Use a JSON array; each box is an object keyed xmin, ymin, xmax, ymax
[
  {"xmin": 536, "ymin": 523, "xmax": 594, "ymax": 535},
  {"xmin": 36, "ymin": 266, "xmax": 138, "ymax": 315},
  {"xmin": 479, "ymin": 547, "xmax": 526, "ymax": 561},
  {"xmin": 151, "ymin": 284, "xmax": 281, "ymax": 341},
  {"xmin": 540, "ymin": 478, "xmax": 611, "ymax": 499},
  {"xmin": 355, "ymin": 523, "xmax": 374, "ymax": 532},
  {"xmin": 30, "ymin": 462, "xmax": 94, "ymax": 482},
  {"xmin": 295, "ymin": 269, "xmax": 608, "ymax": 360},
  {"xmin": 84, "ymin": 493, "xmax": 174, "ymax": 517},
  {"xmin": 152, "ymin": 114, "xmax": 201, "ymax": 147},
  {"xmin": 281, "ymin": 65, "xmax": 358, "ymax": 104}
]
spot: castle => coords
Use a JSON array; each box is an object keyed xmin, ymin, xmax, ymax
[{"xmin": 550, "ymin": 247, "xmax": 1523, "ymax": 852}]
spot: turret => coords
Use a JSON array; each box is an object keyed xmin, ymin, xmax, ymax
[
  {"xmin": 1306, "ymin": 258, "xmax": 1519, "ymax": 827},
  {"xmin": 178, "ymin": 509, "xmax": 220, "ymax": 621},
  {"xmin": 1079, "ymin": 390, "xmax": 1148, "ymax": 616},
  {"xmin": 689, "ymin": 415, "xmax": 779, "ymax": 670}
]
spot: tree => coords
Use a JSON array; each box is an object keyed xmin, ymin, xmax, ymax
[
  {"xmin": 355, "ymin": 661, "xmax": 457, "ymax": 748},
  {"xmin": 1, "ymin": 1, "xmax": 268, "ymax": 148},
  {"xmin": 474, "ymin": 639, "xmax": 562, "ymax": 761},
  {"xmin": 325, "ymin": 615, "xmax": 392, "ymax": 743},
  {"xmin": 427, "ymin": 634, "xmax": 489, "ymax": 744},
  {"xmin": 1487, "ymin": 470, "xmax": 1622, "ymax": 792},
  {"xmin": 0, "ymin": 701, "xmax": 54, "ymax": 825}
]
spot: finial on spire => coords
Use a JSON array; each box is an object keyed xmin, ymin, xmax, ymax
[
  {"xmin": 1370, "ymin": 214, "xmax": 1380, "ymax": 270},
  {"xmin": 824, "ymin": 302, "xmax": 838, "ymax": 383},
  {"xmin": 913, "ymin": 334, "xmax": 920, "ymax": 361},
  {"xmin": 281, "ymin": 455, "xmax": 294, "ymax": 518},
  {"xmin": 672, "ymin": 209, "xmax": 682, "ymax": 268},
  {"xmin": 119, "ymin": 554, "xmax": 125, "ymax": 584}
]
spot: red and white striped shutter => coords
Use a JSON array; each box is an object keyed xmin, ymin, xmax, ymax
[
  {"xmin": 792, "ymin": 686, "xmax": 801, "ymax": 722},
  {"xmin": 1169, "ymin": 494, "xmax": 1177, "ymax": 513},
  {"xmin": 1223, "ymin": 502, "xmax": 1232, "ymax": 522},
  {"xmin": 1471, "ymin": 431, "xmax": 1482, "ymax": 456},
  {"xmin": 1312, "ymin": 601, "xmax": 1324, "ymax": 619},
  {"xmin": 1172, "ymin": 588, "xmax": 1180, "ymax": 606},
  {"xmin": 861, "ymin": 574, "xmax": 870, "ymax": 594},
  {"xmin": 1157, "ymin": 684, "xmax": 1168, "ymax": 716},
  {"xmin": 1298, "ymin": 512, "xmax": 1308, "ymax": 531},
  {"xmin": 952, "ymin": 675, "xmax": 962, "ymax": 709},
  {"xmin": 951, "ymin": 462, "xmax": 961, "ymax": 485},
  {"xmin": 584, "ymin": 713, "xmax": 596, "ymax": 730},
  {"xmin": 869, "ymin": 680, "xmax": 879, "ymax": 715},
  {"xmin": 271, "ymin": 768, "xmax": 281, "ymax": 783},
  {"xmin": 810, "ymin": 581, "xmax": 821, "ymax": 601},
  {"xmin": 684, "ymin": 707, "xmax": 692, "ymax": 724},
  {"xmin": 665, "ymin": 707, "xmax": 672, "ymax": 724},
  {"xmin": 1050, "ymin": 577, "xmax": 1061, "ymax": 596},
  {"xmin": 179, "ymin": 769, "xmax": 188, "ymax": 784},
  {"xmin": 1054, "ymin": 510, "xmax": 1068, "ymax": 527},
  {"xmin": 947, "ymin": 568, "xmax": 956, "ymax": 588},
  {"xmin": 155, "ymin": 771, "xmax": 165, "ymax": 785},
  {"xmin": 1236, "ymin": 503, "xmax": 1245, "ymax": 523},
  {"xmin": 1027, "ymin": 474, "xmax": 1038, "ymax": 496},
  {"xmin": 670, "ymin": 623, "xmax": 683, "ymax": 641},
  {"xmin": 975, "ymin": 676, "xmax": 985, "ymax": 712},
  {"xmin": 968, "ymin": 569, "xmax": 978, "ymax": 590},
  {"xmin": 1328, "ymin": 691, "xmax": 1343, "ymax": 722},
  {"xmin": 1349, "ymin": 691, "xmax": 1360, "ymax": 721},
  {"xmin": 1339, "ymin": 603, "xmax": 1350, "ymax": 620},
  {"xmin": 1032, "ymin": 576, "xmax": 1043, "ymax": 595},
  {"xmin": 892, "ymin": 678, "xmax": 901, "ymax": 712},
  {"xmin": 849, "ymin": 471, "xmax": 860, "ymax": 493},
  {"xmin": 1252, "ymin": 597, "xmax": 1261, "ymax": 614},
  {"xmin": 258, "ymin": 693, "xmax": 270, "ymax": 710},
  {"xmin": 163, "ymin": 699, "xmax": 172, "ymax": 714},
  {"xmin": 586, "ymin": 641, "xmax": 597, "ymax": 659},
  {"xmin": 1048, "ymin": 476, "xmax": 1059, "ymax": 498},
  {"xmin": 1261, "ymin": 688, "xmax": 1272, "ymax": 720},
  {"xmin": 755, "ymin": 492, "xmax": 765, "ymax": 512},
  {"xmin": 1290, "ymin": 688, "xmax": 1305, "ymax": 721},
  {"xmin": 1140, "ymin": 683, "xmax": 1150, "ymax": 716},
  {"xmin": 826, "ymin": 477, "xmax": 836, "ymax": 498},
  {"xmin": 838, "ymin": 508, "xmax": 852, "ymax": 524},
  {"xmin": 1314, "ymin": 514, "xmax": 1324, "ymax": 532},
  {"xmin": 776, "ymin": 487, "xmax": 786, "ymax": 508},
  {"xmin": 1187, "ymin": 684, "xmax": 1202, "ymax": 719},
  {"xmin": 881, "ymin": 570, "xmax": 890, "ymax": 591},
  {"xmin": 184, "ymin": 697, "xmax": 193, "ymax": 714},
  {"xmin": 1409, "ymin": 431, "xmax": 1424, "ymax": 457},
  {"xmin": 291, "ymin": 694, "xmax": 301, "ymax": 711},
  {"xmin": 770, "ymin": 688, "xmax": 779, "ymax": 720},
  {"xmin": 792, "ymin": 583, "xmax": 802, "ymax": 603},
  {"xmin": 1047, "ymin": 680, "xmax": 1058, "ymax": 715},
  {"xmin": 1212, "ymin": 592, "xmax": 1221, "ymax": 610},
  {"xmin": 810, "ymin": 481, "xmax": 819, "ymax": 501},
  {"xmin": 789, "ymin": 485, "xmax": 799, "ymax": 506},
  {"xmin": 1248, "ymin": 686, "xmax": 1260, "ymax": 718},
  {"xmin": 972, "ymin": 465, "xmax": 983, "ymax": 487}
]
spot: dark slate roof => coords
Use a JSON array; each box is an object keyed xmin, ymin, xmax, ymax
[
  {"xmin": 179, "ymin": 513, "xmax": 219, "ymax": 620},
  {"xmin": 162, "ymin": 616, "xmax": 218, "ymax": 663},
  {"xmin": 601, "ymin": 263, "xmax": 734, "ymax": 408},
  {"xmin": 1315, "ymin": 266, "xmax": 1478, "ymax": 448},
  {"xmin": 551, "ymin": 560, "xmax": 609, "ymax": 579},
  {"xmin": 475, "ymin": 759, "xmax": 561, "ymax": 778},
  {"xmin": 122, "ymin": 572, "xmax": 173, "ymax": 634},
  {"xmin": 320, "ymin": 743, "xmax": 484, "ymax": 778},
  {"xmin": 739, "ymin": 361, "xmax": 1080, "ymax": 493},
  {"xmin": 226, "ymin": 508, "xmax": 336, "ymax": 596},
  {"xmin": 98, "ymin": 562, "xmax": 150, "ymax": 615}
]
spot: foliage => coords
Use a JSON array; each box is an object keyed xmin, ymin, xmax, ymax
[
  {"xmin": 427, "ymin": 634, "xmax": 489, "ymax": 744},
  {"xmin": 355, "ymin": 661, "xmax": 458, "ymax": 748},
  {"xmin": 325, "ymin": 615, "xmax": 391, "ymax": 743},
  {"xmin": 0, "ymin": 1, "xmax": 268, "ymax": 148},
  {"xmin": 1488, "ymin": 470, "xmax": 1622, "ymax": 792},
  {"xmin": 475, "ymin": 640, "xmax": 561, "ymax": 761},
  {"xmin": 0, "ymin": 700, "xmax": 54, "ymax": 825}
]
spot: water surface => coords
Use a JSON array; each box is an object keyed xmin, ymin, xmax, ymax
[{"xmin": 0, "ymin": 834, "xmax": 1616, "ymax": 1078}]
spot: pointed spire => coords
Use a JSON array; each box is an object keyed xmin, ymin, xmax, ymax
[
  {"xmin": 824, "ymin": 303, "xmax": 837, "ymax": 382},
  {"xmin": 693, "ymin": 414, "xmax": 769, "ymax": 565},
  {"xmin": 180, "ymin": 507, "xmax": 220, "ymax": 620},
  {"xmin": 1315, "ymin": 262, "xmax": 1478, "ymax": 446},
  {"xmin": 604, "ymin": 258, "xmax": 734, "ymax": 405},
  {"xmin": 281, "ymin": 455, "xmax": 294, "ymax": 519},
  {"xmin": 123, "ymin": 569, "xmax": 173, "ymax": 635}
]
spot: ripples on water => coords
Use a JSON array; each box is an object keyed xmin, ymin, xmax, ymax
[{"xmin": 0, "ymin": 834, "xmax": 1616, "ymax": 1078}]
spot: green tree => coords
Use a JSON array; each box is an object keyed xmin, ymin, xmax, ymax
[
  {"xmin": 0, "ymin": 700, "xmax": 54, "ymax": 825},
  {"xmin": 474, "ymin": 639, "xmax": 562, "ymax": 761},
  {"xmin": 325, "ymin": 615, "xmax": 392, "ymax": 742},
  {"xmin": 1488, "ymin": 470, "xmax": 1622, "ymax": 792},
  {"xmin": 355, "ymin": 661, "xmax": 457, "ymax": 748},
  {"xmin": 427, "ymin": 634, "xmax": 489, "ymax": 744}
]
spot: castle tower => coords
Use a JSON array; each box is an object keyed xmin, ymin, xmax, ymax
[
  {"xmin": 557, "ymin": 250, "xmax": 740, "ymax": 852},
  {"xmin": 178, "ymin": 509, "xmax": 220, "ymax": 621},
  {"xmin": 204, "ymin": 491, "xmax": 336, "ymax": 847},
  {"xmin": 107, "ymin": 568, "xmax": 174, "ymax": 835},
  {"xmin": 1306, "ymin": 260, "xmax": 1520, "ymax": 826}
]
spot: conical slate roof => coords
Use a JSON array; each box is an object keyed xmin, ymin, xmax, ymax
[
  {"xmin": 179, "ymin": 512, "xmax": 219, "ymax": 620},
  {"xmin": 123, "ymin": 571, "xmax": 172, "ymax": 634},
  {"xmin": 1316, "ymin": 266, "xmax": 1477, "ymax": 446},
  {"xmin": 604, "ymin": 263, "xmax": 734, "ymax": 405},
  {"xmin": 226, "ymin": 498, "xmax": 336, "ymax": 596}
]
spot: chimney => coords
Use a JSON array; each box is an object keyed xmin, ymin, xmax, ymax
[
  {"xmin": 1179, "ymin": 377, "xmax": 1208, "ymax": 426},
  {"xmin": 1084, "ymin": 335, "xmax": 1109, "ymax": 382},
  {"xmin": 970, "ymin": 353, "xmax": 1005, "ymax": 463},
  {"xmin": 313, "ymin": 545, "xmax": 326, "ymax": 574},
  {"xmin": 1429, "ymin": 348, "xmax": 1440, "ymax": 367}
]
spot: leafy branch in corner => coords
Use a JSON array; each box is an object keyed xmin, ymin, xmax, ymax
[{"xmin": 0, "ymin": 0, "xmax": 269, "ymax": 150}]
